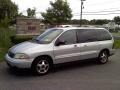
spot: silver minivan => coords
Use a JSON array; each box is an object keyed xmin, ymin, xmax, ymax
[{"xmin": 5, "ymin": 27, "xmax": 115, "ymax": 75}]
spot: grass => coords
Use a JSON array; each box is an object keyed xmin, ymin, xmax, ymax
[
  {"xmin": 114, "ymin": 40, "xmax": 120, "ymax": 49},
  {"xmin": 0, "ymin": 27, "xmax": 15, "ymax": 62},
  {"xmin": 0, "ymin": 27, "xmax": 15, "ymax": 48},
  {"xmin": 0, "ymin": 49, "xmax": 7, "ymax": 62},
  {"xmin": 112, "ymin": 32, "xmax": 120, "ymax": 36},
  {"xmin": 112, "ymin": 32, "xmax": 120, "ymax": 48}
]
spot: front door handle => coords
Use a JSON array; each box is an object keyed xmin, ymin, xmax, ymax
[{"xmin": 74, "ymin": 45, "xmax": 78, "ymax": 47}]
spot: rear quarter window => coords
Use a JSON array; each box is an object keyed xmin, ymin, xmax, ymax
[
  {"xmin": 77, "ymin": 29, "xmax": 112, "ymax": 43},
  {"xmin": 96, "ymin": 29, "xmax": 112, "ymax": 41}
]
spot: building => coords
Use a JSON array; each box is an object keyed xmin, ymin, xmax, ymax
[{"xmin": 16, "ymin": 17, "xmax": 45, "ymax": 35}]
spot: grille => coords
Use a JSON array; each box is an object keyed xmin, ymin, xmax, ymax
[{"xmin": 8, "ymin": 51, "xmax": 15, "ymax": 58}]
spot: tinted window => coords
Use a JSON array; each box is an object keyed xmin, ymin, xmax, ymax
[
  {"xmin": 77, "ymin": 29, "xmax": 95, "ymax": 43},
  {"xmin": 57, "ymin": 30, "xmax": 77, "ymax": 45},
  {"xmin": 97, "ymin": 29, "xmax": 112, "ymax": 41},
  {"xmin": 77, "ymin": 29, "xmax": 112, "ymax": 43}
]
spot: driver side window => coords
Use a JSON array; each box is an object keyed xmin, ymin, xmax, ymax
[{"xmin": 57, "ymin": 30, "xmax": 77, "ymax": 45}]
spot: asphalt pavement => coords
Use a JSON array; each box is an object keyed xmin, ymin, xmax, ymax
[{"xmin": 0, "ymin": 49, "xmax": 120, "ymax": 90}]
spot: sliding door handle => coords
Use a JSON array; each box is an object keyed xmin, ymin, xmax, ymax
[{"xmin": 84, "ymin": 45, "xmax": 88, "ymax": 47}]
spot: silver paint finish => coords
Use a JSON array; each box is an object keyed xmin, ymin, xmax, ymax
[{"xmin": 5, "ymin": 27, "xmax": 115, "ymax": 68}]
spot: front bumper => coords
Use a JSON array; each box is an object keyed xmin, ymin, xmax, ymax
[{"xmin": 5, "ymin": 54, "xmax": 33, "ymax": 68}]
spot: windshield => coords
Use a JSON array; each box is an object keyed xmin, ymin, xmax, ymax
[{"xmin": 33, "ymin": 29, "xmax": 63, "ymax": 44}]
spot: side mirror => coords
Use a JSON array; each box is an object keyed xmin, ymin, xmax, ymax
[{"xmin": 55, "ymin": 40, "xmax": 66, "ymax": 46}]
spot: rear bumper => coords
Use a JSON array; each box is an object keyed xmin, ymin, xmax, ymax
[{"xmin": 5, "ymin": 54, "xmax": 33, "ymax": 68}]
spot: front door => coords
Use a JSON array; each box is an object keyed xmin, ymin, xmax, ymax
[{"xmin": 53, "ymin": 30, "xmax": 80, "ymax": 64}]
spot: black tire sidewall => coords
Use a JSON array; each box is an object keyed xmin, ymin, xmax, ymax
[
  {"xmin": 32, "ymin": 57, "xmax": 52, "ymax": 75},
  {"xmin": 98, "ymin": 51, "xmax": 108, "ymax": 64}
]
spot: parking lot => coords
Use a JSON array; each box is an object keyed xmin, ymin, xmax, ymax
[{"xmin": 0, "ymin": 49, "xmax": 120, "ymax": 90}]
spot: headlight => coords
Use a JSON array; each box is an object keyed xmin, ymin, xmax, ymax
[{"xmin": 14, "ymin": 53, "xmax": 29, "ymax": 59}]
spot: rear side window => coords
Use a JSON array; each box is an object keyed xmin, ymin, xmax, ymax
[
  {"xmin": 77, "ymin": 29, "xmax": 112, "ymax": 43},
  {"xmin": 97, "ymin": 29, "xmax": 112, "ymax": 41},
  {"xmin": 58, "ymin": 30, "xmax": 77, "ymax": 45},
  {"xmin": 77, "ymin": 29, "xmax": 97, "ymax": 43}
]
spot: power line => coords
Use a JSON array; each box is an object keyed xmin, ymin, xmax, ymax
[
  {"xmin": 20, "ymin": 7, "xmax": 120, "ymax": 14},
  {"xmin": 97, "ymin": 7, "xmax": 120, "ymax": 11},
  {"xmin": 84, "ymin": 10, "xmax": 120, "ymax": 13},
  {"xmin": 74, "ymin": 9, "xmax": 120, "ymax": 14},
  {"xmin": 74, "ymin": 12, "xmax": 120, "ymax": 16}
]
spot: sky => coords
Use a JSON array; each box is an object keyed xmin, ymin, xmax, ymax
[{"xmin": 11, "ymin": 0, "xmax": 120, "ymax": 20}]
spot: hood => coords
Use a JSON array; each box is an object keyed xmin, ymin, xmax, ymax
[{"xmin": 10, "ymin": 41, "xmax": 51, "ymax": 54}]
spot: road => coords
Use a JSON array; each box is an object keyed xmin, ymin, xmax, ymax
[{"xmin": 0, "ymin": 49, "xmax": 120, "ymax": 90}]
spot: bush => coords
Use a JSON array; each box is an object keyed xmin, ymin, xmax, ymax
[
  {"xmin": 0, "ymin": 17, "xmax": 10, "ymax": 27},
  {"xmin": 109, "ymin": 29, "xmax": 118, "ymax": 33},
  {"xmin": 0, "ymin": 27, "xmax": 15, "ymax": 48},
  {"xmin": 0, "ymin": 48, "xmax": 7, "ymax": 61},
  {"xmin": 115, "ymin": 27, "xmax": 120, "ymax": 32},
  {"xmin": 114, "ymin": 40, "xmax": 120, "ymax": 49},
  {"xmin": 0, "ymin": 27, "xmax": 15, "ymax": 61},
  {"xmin": 11, "ymin": 35, "xmax": 34, "ymax": 44}
]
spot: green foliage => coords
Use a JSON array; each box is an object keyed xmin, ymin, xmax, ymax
[
  {"xmin": 70, "ymin": 19, "xmax": 89, "ymax": 25},
  {"xmin": 0, "ymin": 49, "xmax": 7, "ymax": 62},
  {"xmin": 0, "ymin": 0, "xmax": 18, "ymax": 26},
  {"xmin": 90, "ymin": 19, "xmax": 110, "ymax": 25},
  {"xmin": 0, "ymin": 17, "xmax": 10, "ymax": 27},
  {"xmin": 41, "ymin": 0, "xmax": 72, "ymax": 25},
  {"xmin": 115, "ymin": 27, "xmax": 120, "ymax": 32},
  {"xmin": 69, "ymin": 19, "xmax": 110, "ymax": 25},
  {"xmin": 114, "ymin": 40, "xmax": 120, "ymax": 49},
  {"xmin": 27, "ymin": 8, "xmax": 36, "ymax": 17},
  {"xmin": 114, "ymin": 16, "xmax": 120, "ymax": 25},
  {"xmin": 112, "ymin": 32, "xmax": 120, "ymax": 36},
  {"xmin": 0, "ymin": 27, "xmax": 15, "ymax": 48},
  {"xmin": 11, "ymin": 35, "xmax": 33, "ymax": 44},
  {"xmin": 0, "ymin": 28, "xmax": 33, "ymax": 61},
  {"xmin": 0, "ymin": 27, "xmax": 15, "ymax": 61},
  {"xmin": 109, "ymin": 29, "xmax": 116, "ymax": 33}
]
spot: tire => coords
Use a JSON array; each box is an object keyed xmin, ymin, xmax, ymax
[
  {"xmin": 32, "ymin": 57, "xmax": 52, "ymax": 75},
  {"xmin": 98, "ymin": 51, "xmax": 109, "ymax": 64}
]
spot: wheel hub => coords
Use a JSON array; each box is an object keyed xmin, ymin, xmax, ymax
[
  {"xmin": 37, "ymin": 60, "xmax": 49, "ymax": 74},
  {"xmin": 100, "ymin": 53, "xmax": 107, "ymax": 63}
]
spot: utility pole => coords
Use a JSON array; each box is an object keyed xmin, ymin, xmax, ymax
[{"xmin": 80, "ymin": 0, "xmax": 85, "ymax": 27}]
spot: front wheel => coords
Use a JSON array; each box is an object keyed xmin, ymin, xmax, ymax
[
  {"xmin": 32, "ymin": 57, "xmax": 52, "ymax": 75},
  {"xmin": 98, "ymin": 51, "xmax": 109, "ymax": 64}
]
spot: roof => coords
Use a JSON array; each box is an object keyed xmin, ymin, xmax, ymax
[{"xmin": 51, "ymin": 27, "xmax": 106, "ymax": 31}]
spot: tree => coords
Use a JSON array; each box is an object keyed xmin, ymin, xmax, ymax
[
  {"xmin": 27, "ymin": 8, "xmax": 36, "ymax": 17},
  {"xmin": 90, "ymin": 19, "xmax": 110, "ymax": 25},
  {"xmin": 41, "ymin": 0, "xmax": 72, "ymax": 25},
  {"xmin": 69, "ymin": 19, "xmax": 89, "ymax": 25},
  {"xmin": 0, "ymin": 0, "xmax": 18, "ymax": 25},
  {"xmin": 114, "ymin": 16, "xmax": 120, "ymax": 26}
]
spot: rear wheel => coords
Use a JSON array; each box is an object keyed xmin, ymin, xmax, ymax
[
  {"xmin": 32, "ymin": 57, "xmax": 52, "ymax": 75},
  {"xmin": 98, "ymin": 51, "xmax": 109, "ymax": 64}
]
